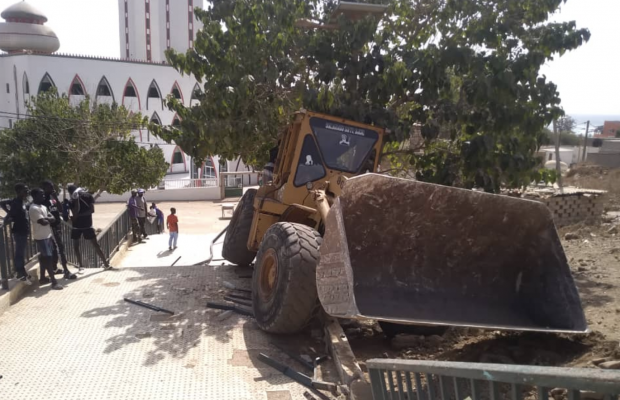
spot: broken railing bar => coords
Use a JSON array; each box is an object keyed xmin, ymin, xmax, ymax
[
  {"xmin": 193, "ymin": 225, "xmax": 227, "ymax": 266},
  {"xmin": 124, "ymin": 298, "xmax": 175, "ymax": 315},
  {"xmin": 206, "ymin": 301, "xmax": 254, "ymax": 317},
  {"xmin": 223, "ymin": 296, "xmax": 252, "ymax": 307},
  {"xmin": 366, "ymin": 360, "xmax": 620, "ymax": 393},
  {"xmin": 226, "ymin": 293, "xmax": 251, "ymax": 301},
  {"xmin": 257, "ymin": 353, "xmax": 331, "ymax": 400},
  {"xmin": 271, "ymin": 343, "xmax": 315, "ymax": 371}
]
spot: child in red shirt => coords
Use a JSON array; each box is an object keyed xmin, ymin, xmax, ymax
[{"xmin": 167, "ymin": 208, "xmax": 179, "ymax": 250}]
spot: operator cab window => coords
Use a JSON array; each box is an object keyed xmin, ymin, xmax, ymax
[
  {"xmin": 294, "ymin": 135, "xmax": 326, "ymax": 187},
  {"xmin": 310, "ymin": 117, "xmax": 378, "ymax": 173}
]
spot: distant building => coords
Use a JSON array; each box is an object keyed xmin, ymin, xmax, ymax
[
  {"xmin": 595, "ymin": 121, "xmax": 620, "ymax": 138},
  {"xmin": 0, "ymin": 0, "xmax": 254, "ymax": 185},
  {"xmin": 118, "ymin": 0, "xmax": 204, "ymax": 63}
]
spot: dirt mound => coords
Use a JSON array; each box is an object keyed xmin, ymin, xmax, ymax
[
  {"xmin": 566, "ymin": 164, "xmax": 610, "ymax": 178},
  {"xmin": 565, "ymin": 164, "xmax": 620, "ymax": 210},
  {"xmin": 351, "ymin": 327, "xmax": 619, "ymax": 369}
]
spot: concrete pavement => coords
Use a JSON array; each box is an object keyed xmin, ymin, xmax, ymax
[{"xmin": 0, "ymin": 231, "xmax": 326, "ymax": 400}]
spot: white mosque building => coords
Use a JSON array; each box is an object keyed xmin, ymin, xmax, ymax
[{"xmin": 0, "ymin": 0, "xmax": 256, "ymax": 194}]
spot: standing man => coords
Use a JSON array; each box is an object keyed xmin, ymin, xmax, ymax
[
  {"xmin": 29, "ymin": 188, "xmax": 63, "ymax": 290},
  {"xmin": 41, "ymin": 180, "xmax": 77, "ymax": 280},
  {"xmin": 127, "ymin": 189, "xmax": 142, "ymax": 244},
  {"xmin": 67, "ymin": 185, "xmax": 113, "ymax": 271},
  {"xmin": 137, "ymin": 189, "xmax": 148, "ymax": 240},
  {"xmin": 0, "ymin": 183, "xmax": 32, "ymax": 285}
]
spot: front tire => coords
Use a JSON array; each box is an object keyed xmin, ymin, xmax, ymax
[
  {"xmin": 252, "ymin": 222, "xmax": 322, "ymax": 334},
  {"xmin": 222, "ymin": 189, "xmax": 257, "ymax": 267}
]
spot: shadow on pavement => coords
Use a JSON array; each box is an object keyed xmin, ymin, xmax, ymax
[{"xmin": 78, "ymin": 263, "xmax": 253, "ymax": 366}]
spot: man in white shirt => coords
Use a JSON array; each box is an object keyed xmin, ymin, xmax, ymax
[{"xmin": 29, "ymin": 188, "xmax": 63, "ymax": 290}]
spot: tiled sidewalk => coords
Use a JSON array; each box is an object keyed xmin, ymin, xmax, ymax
[{"xmin": 0, "ymin": 234, "xmax": 315, "ymax": 400}]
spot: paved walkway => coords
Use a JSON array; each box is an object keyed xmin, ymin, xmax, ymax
[{"xmin": 0, "ymin": 233, "xmax": 322, "ymax": 400}]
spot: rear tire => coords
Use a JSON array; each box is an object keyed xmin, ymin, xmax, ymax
[
  {"xmin": 222, "ymin": 189, "xmax": 257, "ymax": 267},
  {"xmin": 252, "ymin": 222, "xmax": 322, "ymax": 334}
]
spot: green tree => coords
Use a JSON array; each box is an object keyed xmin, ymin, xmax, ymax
[
  {"xmin": 616, "ymin": 130, "xmax": 620, "ymax": 138},
  {"xmin": 0, "ymin": 91, "xmax": 169, "ymax": 197},
  {"xmin": 155, "ymin": 0, "xmax": 589, "ymax": 192}
]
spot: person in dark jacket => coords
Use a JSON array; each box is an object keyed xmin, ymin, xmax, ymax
[
  {"xmin": 67, "ymin": 185, "xmax": 113, "ymax": 271},
  {"xmin": 150, "ymin": 203, "xmax": 164, "ymax": 234},
  {"xmin": 0, "ymin": 183, "xmax": 33, "ymax": 285},
  {"xmin": 40, "ymin": 180, "xmax": 77, "ymax": 281}
]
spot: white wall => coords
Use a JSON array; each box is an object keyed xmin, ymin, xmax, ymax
[
  {"xmin": 0, "ymin": 53, "xmax": 201, "ymax": 175},
  {"xmin": 96, "ymin": 186, "xmax": 220, "ymax": 203}
]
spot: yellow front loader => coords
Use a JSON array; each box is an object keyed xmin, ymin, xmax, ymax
[{"xmin": 222, "ymin": 110, "xmax": 587, "ymax": 335}]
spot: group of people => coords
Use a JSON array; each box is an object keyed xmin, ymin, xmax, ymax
[
  {"xmin": 0, "ymin": 181, "xmax": 113, "ymax": 290},
  {"xmin": 126, "ymin": 189, "xmax": 179, "ymax": 251}
]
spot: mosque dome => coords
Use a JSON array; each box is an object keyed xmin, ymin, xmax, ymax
[{"xmin": 0, "ymin": 1, "xmax": 60, "ymax": 54}]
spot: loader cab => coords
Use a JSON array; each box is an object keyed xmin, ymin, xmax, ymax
[{"xmin": 273, "ymin": 111, "xmax": 385, "ymax": 206}]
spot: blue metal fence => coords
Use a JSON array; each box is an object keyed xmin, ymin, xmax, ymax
[{"xmin": 367, "ymin": 359, "xmax": 620, "ymax": 400}]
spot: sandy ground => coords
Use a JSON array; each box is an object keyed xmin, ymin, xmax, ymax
[{"xmin": 93, "ymin": 200, "xmax": 234, "ymax": 235}]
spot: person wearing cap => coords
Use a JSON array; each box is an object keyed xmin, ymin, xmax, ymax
[
  {"xmin": 137, "ymin": 189, "xmax": 149, "ymax": 240},
  {"xmin": 127, "ymin": 189, "xmax": 142, "ymax": 244}
]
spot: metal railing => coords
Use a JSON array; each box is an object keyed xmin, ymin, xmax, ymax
[
  {"xmin": 367, "ymin": 359, "xmax": 620, "ymax": 400},
  {"xmin": 0, "ymin": 209, "xmax": 132, "ymax": 290},
  {"xmin": 158, "ymin": 178, "xmax": 218, "ymax": 190}
]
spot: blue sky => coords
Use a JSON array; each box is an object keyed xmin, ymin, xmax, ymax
[{"xmin": 1, "ymin": 0, "xmax": 618, "ymax": 116}]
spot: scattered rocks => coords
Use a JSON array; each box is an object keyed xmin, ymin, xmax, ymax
[
  {"xmin": 564, "ymin": 232, "xmax": 580, "ymax": 240},
  {"xmin": 427, "ymin": 335, "xmax": 444, "ymax": 345},
  {"xmin": 391, "ymin": 335, "xmax": 424, "ymax": 350},
  {"xmin": 142, "ymin": 290, "xmax": 155, "ymax": 298},
  {"xmin": 549, "ymin": 388, "xmax": 568, "ymax": 400},
  {"xmin": 345, "ymin": 327, "xmax": 363, "ymax": 337},
  {"xmin": 578, "ymin": 266, "xmax": 588, "ymax": 272},
  {"xmin": 591, "ymin": 357, "xmax": 608, "ymax": 366},
  {"xmin": 598, "ymin": 360, "xmax": 620, "ymax": 370}
]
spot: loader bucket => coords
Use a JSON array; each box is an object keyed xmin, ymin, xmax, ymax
[{"xmin": 316, "ymin": 174, "xmax": 587, "ymax": 333}]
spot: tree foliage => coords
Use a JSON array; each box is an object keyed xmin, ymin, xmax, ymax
[
  {"xmin": 156, "ymin": 0, "xmax": 590, "ymax": 192},
  {"xmin": 0, "ymin": 91, "xmax": 169, "ymax": 197}
]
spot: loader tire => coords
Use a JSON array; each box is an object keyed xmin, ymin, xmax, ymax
[
  {"xmin": 252, "ymin": 222, "xmax": 322, "ymax": 334},
  {"xmin": 222, "ymin": 189, "xmax": 257, "ymax": 267}
]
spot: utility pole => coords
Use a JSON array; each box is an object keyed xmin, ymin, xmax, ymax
[
  {"xmin": 553, "ymin": 120, "xmax": 563, "ymax": 193},
  {"xmin": 582, "ymin": 120, "xmax": 590, "ymax": 162}
]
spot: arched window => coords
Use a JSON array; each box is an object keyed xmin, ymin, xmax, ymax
[
  {"xmin": 190, "ymin": 83, "xmax": 201, "ymax": 106},
  {"xmin": 149, "ymin": 112, "xmax": 162, "ymax": 142},
  {"xmin": 69, "ymin": 74, "xmax": 86, "ymax": 97},
  {"xmin": 170, "ymin": 81, "xmax": 183, "ymax": 103},
  {"xmin": 172, "ymin": 114, "xmax": 181, "ymax": 127},
  {"xmin": 23, "ymin": 72, "xmax": 30, "ymax": 105},
  {"xmin": 172, "ymin": 146, "xmax": 185, "ymax": 164},
  {"xmin": 38, "ymin": 73, "xmax": 55, "ymax": 94},
  {"xmin": 96, "ymin": 76, "xmax": 114, "ymax": 100},
  {"xmin": 122, "ymin": 78, "xmax": 140, "ymax": 109},
  {"xmin": 146, "ymin": 80, "xmax": 162, "ymax": 110},
  {"xmin": 150, "ymin": 112, "xmax": 161, "ymax": 125}
]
